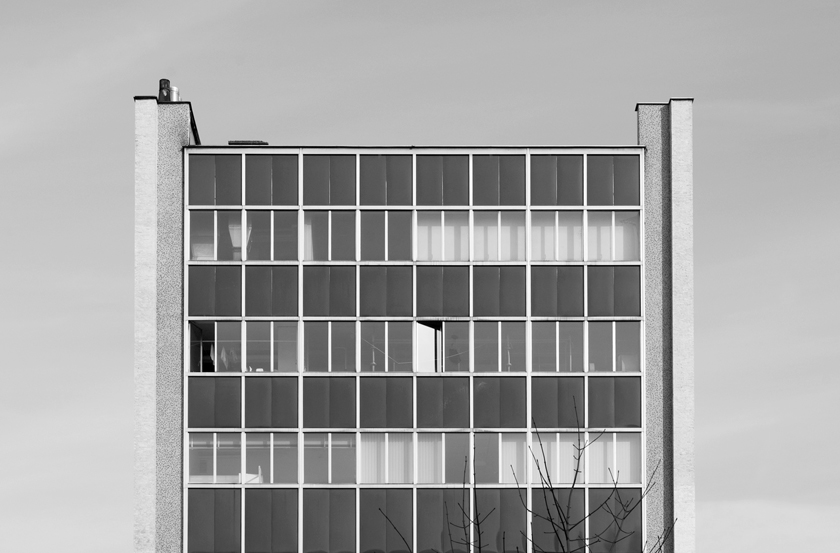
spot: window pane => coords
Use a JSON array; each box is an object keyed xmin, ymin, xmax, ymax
[
  {"xmin": 530, "ymin": 432, "xmax": 556, "ymax": 485},
  {"xmin": 589, "ymin": 322, "xmax": 613, "ymax": 372},
  {"xmin": 360, "ymin": 379, "xmax": 387, "ymax": 427},
  {"xmin": 388, "ymin": 322, "xmax": 412, "ymax": 372},
  {"xmin": 387, "ymin": 211, "xmax": 412, "ymax": 261},
  {"xmin": 188, "ymin": 155, "xmax": 215, "ymax": 205},
  {"xmin": 245, "ymin": 489, "xmax": 298, "ymax": 553},
  {"xmin": 329, "ymin": 266, "xmax": 357, "ymax": 317},
  {"xmin": 386, "ymin": 267, "xmax": 412, "ymax": 317},
  {"xmin": 444, "ymin": 211, "xmax": 469, "ymax": 261},
  {"xmin": 615, "ymin": 211, "xmax": 640, "ymax": 261},
  {"xmin": 246, "ymin": 322, "xmax": 271, "ymax": 372},
  {"xmin": 388, "ymin": 433, "xmax": 413, "ymax": 483},
  {"xmin": 188, "ymin": 267, "xmax": 215, "ymax": 316},
  {"xmin": 474, "ymin": 433, "xmax": 499, "ymax": 483},
  {"xmin": 558, "ymin": 322, "xmax": 584, "ymax": 372},
  {"xmin": 587, "ymin": 211, "xmax": 612, "ymax": 261},
  {"xmin": 329, "ymin": 156, "xmax": 355, "ymax": 205},
  {"xmin": 386, "ymin": 155, "xmax": 413, "ymax": 205},
  {"xmin": 613, "ymin": 155, "xmax": 640, "ymax": 206},
  {"xmin": 331, "ymin": 434, "xmax": 356, "ymax": 483},
  {"xmin": 442, "ymin": 267, "xmax": 469, "ymax": 317},
  {"xmin": 271, "ymin": 266, "xmax": 298, "ymax": 317},
  {"xmin": 442, "ymin": 156, "xmax": 469, "ymax": 205},
  {"xmin": 274, "ymin": 210, "xmax": 298, "ymax": 260},
  {"xmin": 445, "ymin": 433, "xmax": 470, "ymax": 484},
  {"xmin": 273, "ymin": 155, "xmax": 299, "ymax": 205},
  {"xmin": 245, "ymin": 210, "xmax": 271, "ymax": 260},
  {"xmin": 589, "ymin": 377, "xmax": 641, "ymax": 428},
  {"xmin": 331, "ymin": 211, "xmax": 356, "ymax": 261},
  {"xmin": 532, "ymin": 322, "xmax": 556, "ymax": 372},
  {"xmin": 417, "ymin": 211, "xmax": 442, "ymax": 261},
  {"xmin": 557, "ymin": 266, "xmax": 584, "ymax": 317},
  {"xmin": 304, "ymin": 322, "xmax": 328, "ymax": 372},
  {"xmin": 474, "ymin": 322, "xmax": 498, "ymax": 372},
  {"xmin": 473, "ymin": 267, "xmax": 499, "ymax": 316},
  {"xmin": 473, "ymin": 211, "xmax": 498, "ymax": 261},
  {"xmin": 557, "ymin": 155, "xmax": 583, "ymax": 205},
  {"xmin": 274, "ymin": 322, "xmax": 298, "ymax": 372},
  {"xmin": 558, "ymin": 433, "xmax": 581, "ymax": 484},
  {"xmin": 416, "ymin": 267, "xmax": 442, "ymax": 317},
  {"xmin": 304, "ymin": 211, "xmax": 328, "ymax": 260},
  {"xmin": 531, "ymin": 377, "xmax": 584, "ymax": 428},
  {"xmin": 360, "ymin": 433, "xmax": 386, "ymax": 483},
  {"xmin": 417, "ymin": 377, "xmax": 469, "ymax": 428},
  {"xmin": 614, "ymin": 266, "xmax": 641, "ymax": 316},
  {"xmin": 304, "ymin": 433, "xmax": 329, "ymax": 483},
  {"xmin": 331, "ymin": 322, "xmax": 356, "ymax": 372},
  {"xmin": 416, "ymin": 322, "xmax": 441, "ymax": 373},
  {"xmin": 444, "ymin": 321, "xmax": 469, "ymax": 372},
  {"xmin": 359, "ymin": 267, "xmax": 386, "ymax": 316},
  {"xmin": 245, "ymin": 433, "xmax": 270, "ymax": 484},
  {"xmin": 360, "ymin": 489, "xmax": 413, "ymax": 553},
  {"xmin": 616, "ymin": 322, "xmax": 641, "ymax": 372},
  {"xmin": 216, "ymin": 155, "xmax": 242, "ymax": 205},
  {"xmin": 499, "ymin": 266, "xmax": 526, "ymax": 316},
  {"xmin": 217, "ymin": 322, "xmax": 242, "ymax": 372},
  {"xmin": 500, "ymin": 156, "xmax": 525, "ymax": 205},
  {"xmin": 245, "ymin": 378, "xmax": 297, "ymax": 428},
  {"xmin": 303, "ymin": 489, "xmax": 356, "ymax": 553},
  {"xmin": 188, "ymin": 489, "xmax": 241, "ymax": 553},
  {"xmin": 417, "ymin": 490, "xmax": 468, "ymax": 553},
  {"xmin": 188, "ymin": 433, "xmax": 213, "ymax": 483},
  {"xmin": 501, "ymin": 322, "xmax": 525, "ymax": 372},
  {"xmin": 557, "ymin": 211, "xmax": 583, "ymax": 261},
  {"xmin": 360, "ymin": 211, "xmax": 385, "ymax": 260},
  {"xmin": 245, "ymin": 266, "xmax": 271, "ymax": 316},
  {"xmin": 303, "ymin": 156, "xmax": 329, "ymax": 205},
  {"xmin": 473, "ymin": 155, "xmax": 499, "ymax": 206},
  {"xmin": 530, "ymin": 211, "xmax": 555, "ymax": 261},
  {"xmin": 190, "ymin": 211, "xmax": 214, "ymax": 260},
  {"xmin": 530, "ymin": 156, "xmax": 557, "ymax": 205},
  {"xmin": 589, "ymin": 433, "xmax": 614, "ymax": 484},
  {"xmin": 588, "ymin": 489, "xmax": 642, "ymax": 553},
  {"xmin": 475, "ymin": 377, "xmax": 525, "ymax": 428},
  {"xmin": 273, "ymin": 434, "xmax": 298, "ymax": 483},
  {"xmin": 587, "ymin": 156, "xmax": 614, "ymax": 206},
  {"xmin": 217, "ymin": 433, "xmax": 241, "ymax": 483},
  {"xmin": 500, "ymin": 211, "xmax": 525, "ymax": 260},
  {"xmin": 532, "ymin": 489, "xmax": 585, "ymax": 553},
  {"xmin": 416, "ymin": 156, "xmax": 443, "ymax": 205},
  {"xmin": 587, "ymin": 266, "xmax": 614, "ymax": 317},
  {"xmin": 417, "ymin": 433, "xmax": 442, "ymax": 483},
  {"xmin": 359, "ymin": 155, "xmax": 387, "ymax": 205},
  {"xmin": 500, "ymin": 433, "xmax": 526, "ymax": 483},
  {"xmin": 247, "ymin": 155, "xmax": 297, "ymax": 205},
  {"xmin": 361, "ymin": 322, "xmax": 385, "ymax": 372},
  {"xmin": 476, "ymin": 489, "xmax": 526, "ymax": 553}
]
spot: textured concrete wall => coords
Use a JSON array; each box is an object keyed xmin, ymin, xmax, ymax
[
  {"xmin": 135, "ymin": 99, "xmax": 159, "ymax": 553},
  {"xmin": 638, "ymin": 103, "xmax": 673, "ymax": 552},
  {"xmin": 135, "ymin": 100, "xmax": 192, "ymax": 553},
  {"xmin": 637, "ymin": 99, "xmax": 695, "ymax": 553},
  {"xmin": 669, "ymin": 99, "xmax": 695, "ymax": 553}
]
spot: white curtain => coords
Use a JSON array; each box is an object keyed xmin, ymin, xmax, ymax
[
  {"xmin": 615, "ymin": 433, "xmax": 641, "ymax": 484},
  {"xmin": 557, "ymin": 433, "xmax": 579, "ymax": 484},
  {"xmin": 444, "ymin": 211, "xmax": 469, "ymax": 261},
  {"xmin": 530, "ymin": 211, "xmax": 555, "ymax": 261},
  {"xmin": 303, "ymin": 212, "xmax": 315, "ymax": 260},
  {"xmin": 588, "ymin": 211, "xmax": 612, "ymax": 261},
  {"xmin": 557, "ymin": 212, "xmax": 583, "ymax": 261},
  {"xmin": 417, "ymin": 211, "xmax": 442, "ymax": 261},
  {"xmin": 360, "ymin": 434, "xmax": 386, "ymax": 483},
  {"xmin": 500, "ymin": 433, "xmax": 526, "ymax": 484},
  {"xmin": 588, "ymin": 433, "xmax": 614, "ymax": 484},
  {"xmin": 615, "ymin": 211, "xmax": 640, "ymax": 261},
  {"xmin": 531, "ymin": 432, "xmax": 556, "ymax": 484},
  {"xmin": 474, "ymin": 211, "xmax": 498, "ymax": 261},
  {"xmin": 388, "ymin": 433, "xmax": 413, "ymax": 483},
  {"xmin": 417, "ymin": 433, "xmax": 443, "ymax": 483}
]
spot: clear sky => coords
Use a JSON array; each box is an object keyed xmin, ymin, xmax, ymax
[{"xmin": 0, "ymin": 1, "xmax": 837, "ymax": 551}]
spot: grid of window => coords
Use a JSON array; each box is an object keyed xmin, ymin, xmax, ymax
[{"xmin": 184, "ymin": 150, "xmax": 644, "ymax": 553}]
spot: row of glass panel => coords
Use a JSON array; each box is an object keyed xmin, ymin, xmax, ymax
[
  {"xmin": 187, "ymin": 486, "xmax": 642, "ymax": 553},
  {"xmin": 188, "ymin": 209, "xmax": 640, "ymax": 262},
  {"xmin": 188, "ymin": 432, "xmax": 641, "ymax": 485},
  {"xmin": 188, "ymin": 153, "xmax": 640, "ymax": 207},
  {"xmin": 190, "ymin": 320, "xmax": 641, "ymax": 373},
  {"xmin": 188, "ymin": 376, "xmax": 641, "ymax": 430}
]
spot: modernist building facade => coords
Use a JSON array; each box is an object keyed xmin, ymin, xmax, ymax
[{"xmin": 135, "ymin": 87, "xmax": 694, "ymax": 553}]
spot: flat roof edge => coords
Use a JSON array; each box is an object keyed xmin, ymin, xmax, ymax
[{"xmin": 184, "ymin": 145, "xmax": 646, "ymax": 150}]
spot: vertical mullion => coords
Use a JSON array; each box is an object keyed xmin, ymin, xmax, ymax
[
  {"xmin": 213, "ymin": 211, "xmax": 218, "ymax": 260},
  {"xmin": 611, "ymin": 210, "xmax": 616, "ymax": 261},
  {"xmin": 328, "ymin": 322, "xmax": 332, "ymax": 373},
  {"xmin": 385, "ymin": 433, "xmax": 390, "ymax": 484},
  {"xmin": 328, "ymin": 432, "xmax": 333, "ymax": 484},
  {"xmin": 327, "ymin": 211, "xmax": 332, "ymax": 261},
  {"xmin": 384, "ymin": 210, "xmax": 389, "ymax": 261},
  {"xmin": 270, "ymin": 210, "xmax": 275, "ymax": 261},
  {"xmin": 212, "ymin": 432, "xmax": 218, "ymax": 484},
  {"xmin": 612, "ymin": 321, "xmax": 617, "ymax": 373}
]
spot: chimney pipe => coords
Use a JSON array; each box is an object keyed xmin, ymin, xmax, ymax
[{"xmin": 158, "ymin": 79, "xmax": 179, "ymax": 102}]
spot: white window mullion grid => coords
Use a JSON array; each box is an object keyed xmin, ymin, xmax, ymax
[
  {"xmin": 327, "ymin": 211, "xmax": 332, "ymax": 261},
  {"xmin": 327, "ymin": 433, "xmax": 333, "ymax": 484},
  {"xmin": 213, "ymin": 211, "xmax": 218, "ymax": 260},
  {"xmin": 384, "ymin": 211, "xmax": 390, "ymax": 261},
  {"xmin": 497, "ymin": 322, "xmax": 502, "ymax": 372},
  {"xmin": 385, "ymin": 433, "xmax": 390, "ymax": 484},
  {"xmin": 611, "ymin": 211, "xmax": 616, "ymax": 262},
  {"xmin": 270, "ymin": 210, "xmax": 275, "ymax": 261},
  {"xmin": 612, "ymin": 321, "xmax": 617, "ymax": 373},
  {"xmin": 240, "ymin": 209, "xmax": 246, "ymax": 262},
  {"xmin": 212, "ymin": 432, "xmax": 218, "ymax": 484}
]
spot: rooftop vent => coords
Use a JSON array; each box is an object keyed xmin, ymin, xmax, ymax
[
  {"xmin": 158, "ymin": 79, "xmax": 180, "ymax": 102},
  {"xmin": 228, "ymin": 140, "xmax": 269, "ymax": 145}
]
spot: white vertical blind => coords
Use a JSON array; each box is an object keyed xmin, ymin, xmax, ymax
[
  {"xmin": 588, "ymin": 211, "xmax": 612, "ymax": 261},
  {"xmin": 588, "ymin": 433, "xmax": 614, "ymax": 484},
  {"xmin": 558, "ymin": 433, "xmax": 580, "ymax": 484},
  {"xmin": 388, "ymin": 433, "xmax": 413, "ymax": 483},
  {"xmin": 444, "ymin": 212, "xmax": 469, "ymax": 261},
  {"xmin": 615, "ymin": 433, "xmax": 641, "ymax": 484},
  {"xmin": 500, "ymin": 212, "xmax": 526, "ymax": 261},
  {"xmin": 531, "ymin": 432, "xmax": 556, "ymax": 484},
  {"xmin": 615, "ymin": 211, "xmax": 640, "ymax": 261},
  {"xmin": 360, "ymin": 433, "xmax": 385, "ymax": 483},
  {"xmin": 557, "ymin": 212, "xmax": 583, "ymax": 261},
  {"xmin": 417, "ymin": 433, "xmax": 443, "ymax": 483},
  {"xmin": 417, "ymin": 211, "xmax": 442, "ymax": 261},
  {"xmin": 500, "ymin": 433, "xmax": 527, "ymax": 484},
  {"xmin": 530, "ymin": 211, "xmax": 555, "ymax": 261},
  {"xmin": 474, "ymin": 211, "xmax": 498, "ymax": 261}
]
